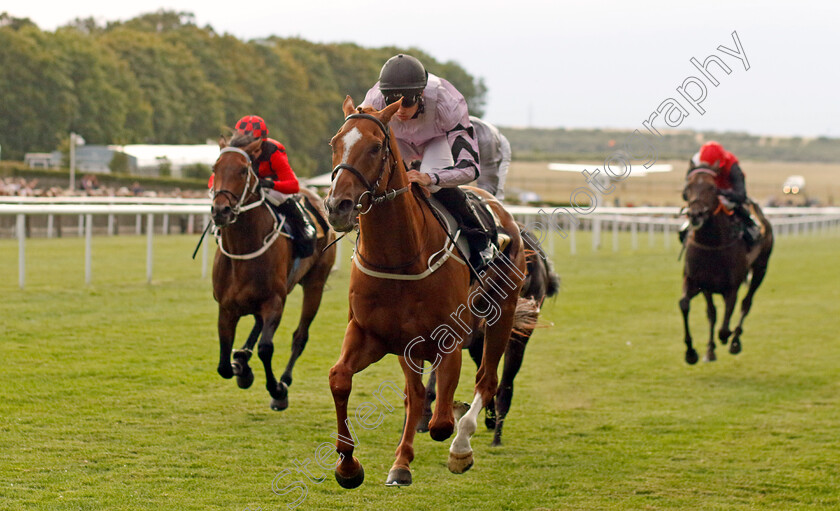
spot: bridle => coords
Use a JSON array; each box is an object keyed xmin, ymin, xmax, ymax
[
  {"xmin": 329, "ymin": 112, "xmax": 464, "ymax": 280},
  {"xmin": 212, "ymin": 146, "xmax": 265, "ymax": 223},
  {"xmin": 212, "ymin": 146, "xmax": 287, "ymax": 260},
  {"xmin": 330, "ymin": 113, "xmax": 412, "ymax": 215}
]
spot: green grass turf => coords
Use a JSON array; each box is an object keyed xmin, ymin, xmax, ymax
[{"xmin": 1, "ymin": 229, "xmax": 838, "ymax": 510}]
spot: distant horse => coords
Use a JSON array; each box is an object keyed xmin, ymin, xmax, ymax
[
  {"xmin": 325, "ymin": 97, "xmax": 529, "ymax": 488},
  {"xmin": 211, "ymin": 138, "xmax": 336, "ymax": 410},
  {"xmin": 680, "ymin": 167, "xmax": 773, "ymax": 364},
  {"xmin": 418, "ymin": 227, "xmax": 560, "ymax": 446}
]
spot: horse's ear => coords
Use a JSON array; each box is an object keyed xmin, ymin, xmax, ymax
[
  {"xmin": 378, "ymin": 100, "xmax": 402, "ymax": 124},
  {"xmin": 342, "ymin": 96, "xmax": 356, "ymax": 117},
  {"xmin": 218, "ymin": 136, "xmax": 227, "ymax": 149}
]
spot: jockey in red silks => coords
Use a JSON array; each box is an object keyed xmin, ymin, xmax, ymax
[
  {"xmin": 211, "ymin": 115, "xmax": 316, "ymax": 258},
  {"xmin": 683, "ymin": 141, "xmax": 759, "ymax": 245}
]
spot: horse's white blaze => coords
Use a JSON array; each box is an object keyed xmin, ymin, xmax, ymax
[
  {"xmin": 450, "ymin": 392, "xmax": 483, "ymax": 455},
  {"xmin": 330, "ymin": 127, "xmax": 362, "ymax": 194},
  {"xmin": 341, "ymin": 127, "xmax": 362, "ymax": 164}
]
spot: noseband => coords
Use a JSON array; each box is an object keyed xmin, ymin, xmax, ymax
[
  {"xmin": 213, "ymin": 146, "xmax": 264, "ymax": 222},
  {"xmin": 331, "ymin": 113, "xmax": 411, "ymax": 214}
]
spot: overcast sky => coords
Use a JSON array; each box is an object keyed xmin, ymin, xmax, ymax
[{"xmin": 9, "ymin": 0, "xmax": 839, "ymax": 137}]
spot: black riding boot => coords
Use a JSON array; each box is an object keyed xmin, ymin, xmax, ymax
[
  {"xmin": 433, "ymin": 188, "xmax": 497, "ymax": 272},
  {"xmin": 277, "ymin": 198, "xmax": 317, "ymax": 258},
  {"xmin": 735, "ymin": 203, "xmax": 759, "ymax": 246}
]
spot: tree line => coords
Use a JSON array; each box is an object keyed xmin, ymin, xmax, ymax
[{"xmin": 0, "ymin": 10, "xmax": 487, "ymax": 176}]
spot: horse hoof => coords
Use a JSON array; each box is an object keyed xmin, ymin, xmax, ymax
[
  {"xmin": 685, "ymin": 349, "xmax": 699, "ymax": 365},
  {"xmin": 217, "ymin": 365, "xmax": 233, "ymax": 379},
  {"xmin": 719, "ymin": 331, "xmax": 730, "ymax": 345},
  {"xmin": 335, "ymin": 459, "xmax": 364, "ymax": 489},
  {"xmin": 729, "ymin": 339, "xmax": 742, "ymax": 355},
  {"xmin": 429, "ymin": 422, "xmax": 454, "ymax": 442},
  {"xmin": 453, "ymin": 401, "xmax": 470, "ymax": 420},
  {"xmin": 385, "ymin": 467, "xmax": 412, "ymax": 486},
  {"xmin": 270, "ymin": 381, "xmax": 289, "ymax": 411},
  {"xmin": 490, "ymin": 438, "xmax": 502, "ymax": 447},
  {"xmin": 280, "ymin": 374, "xmax": 293, "ymax": 386},
  {"xmin": 448, "ymin": 450, "xmax": 474, "ymax": 474},
  {"xmin": 703, "ymin": 352, "xmax": 717, "ymax": 363},
  {"xmin": 270, "ymin": 398, "xmax": 288, "ymax": 411},
  {"xmin": 236, "ymin": 369, "xmax": 254, "ymax": 389},
  {"xmin": 416, "ymin": 414, "xmax": 431, "ymax": 433}
]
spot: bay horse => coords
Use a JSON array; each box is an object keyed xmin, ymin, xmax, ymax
[
  {"xmin": 680, "ymin": 167, "xmax": 773, "ymax": 364},
  {"xmin": 324, "ymin": 97, "xmax": 528, "ymax": 488},
  {"xmin": 418, "ymin": 227, "xmax": 560, "ymax": 446},
  {"xmin": 211, "ymin": 138, "xmax": 336, "ymax": 410}
]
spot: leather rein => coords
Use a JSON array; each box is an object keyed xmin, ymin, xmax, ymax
[{"xmin": 211, "ymin": 146, "xmax": 287, "ymax": 260}]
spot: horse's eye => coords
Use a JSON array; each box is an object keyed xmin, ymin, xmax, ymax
[{"xmin": 371, "ymin": 144, "xmax": 382, "ymax": 154}]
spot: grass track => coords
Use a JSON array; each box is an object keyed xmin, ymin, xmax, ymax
[{"xmin": 1, "ymin": 231, "xmax": 839, "ymax": 510}]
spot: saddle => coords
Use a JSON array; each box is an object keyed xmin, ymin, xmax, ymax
[{"xmin": 424, "ymin": 190, "xmax": 511, "ymax": 277}]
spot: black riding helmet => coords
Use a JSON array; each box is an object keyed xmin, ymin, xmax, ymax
[{"xmin": 378, "ymin": 54, "xmax": 428, "ymax": 107}]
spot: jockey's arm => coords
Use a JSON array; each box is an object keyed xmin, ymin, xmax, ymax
[
  {"xmin": 427, "ymin": 122, "xmax": 480, "ymax": 188},
  {"xmin": 264, "ymin": 147, "xmax": 300, "ymax": 195},
  {"xmin": 720, "ymin": 162, "xmax": 747, "ymax": 203},
  {"xmin": 495, "ymin": 134, "xmax": 512, "ymax": 199}
]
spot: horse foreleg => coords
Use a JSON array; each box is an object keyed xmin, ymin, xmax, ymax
[
  {"xmin": 731, "ymin": 260, "xmax": 769, "ymax": 354},
  {"xmin": 416, "ymin": 368, "xmax": 436, "ymax": 433},
  {"xmin": 280, "ymin": 275, "xmax": 327, "ymax": 387},
  {"xmin": 217, "ymin": 308, "xmax": 240, "ymax": 379},
  {"xmin": 386, "ymin": 357, "xmax": 426, "ymax": 487},
  {"xmin": 257, "ymin": 299, "xmax": 286, "ymax": 411},
  {"xmin": 702, "ymin": 291, "xmax": 717, "ymax": 362},
  {"xmin": 492, "ymin": 333, "xmax": 528, "ymax": 446},
  {"xmin": 330, "ymin": 321, "xmax": 385, "ymax": 489},
  {"xmin": 680, "ymin": 281, "xmax": 701, "ymax": 365},
  {"xmin": 232, "ymin": 316, "xmax": 262, "ymax": 389}
]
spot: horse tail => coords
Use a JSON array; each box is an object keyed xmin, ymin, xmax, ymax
[
  {"xmin": 519, "ymin": 226, "xmax": 561, "ymax": 300},
  {"xmin": 541, "ymin": 256, "xmax": 561, "ymax": 298}
]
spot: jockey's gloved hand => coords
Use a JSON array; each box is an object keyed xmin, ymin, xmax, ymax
[{"xmin": 259, "ymin": 178, "xmax": 275, "ymax": 189}]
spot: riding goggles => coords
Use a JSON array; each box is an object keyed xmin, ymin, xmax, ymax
[{"xmin": 383, "ymin": 91, "xmax": 422, "ymax": 108}]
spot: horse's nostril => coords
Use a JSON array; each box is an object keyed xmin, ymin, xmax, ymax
[{"xmin": 337, "ymin": 199, "xmax": 354, "ymax": 215}]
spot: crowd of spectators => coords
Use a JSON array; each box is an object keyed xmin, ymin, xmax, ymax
[{"xmin": 0, "ymin": 175, "xmax": 207, "ymax": 199}]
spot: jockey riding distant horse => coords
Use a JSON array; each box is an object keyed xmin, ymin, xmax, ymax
[
  {"xmin": 680, "ymin": 167, "xmax": 773, "ymax": 364},
  {"xmin": 325, "ymin": 97, "xmax": 529, "ymax": 488},
  {"xmin": 211, "ymin": 134, "xmax": 336, "ymax": 410}
]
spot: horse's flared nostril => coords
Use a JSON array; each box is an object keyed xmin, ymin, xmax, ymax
[{"xmin": 327, "ymin": 198, "xmax": 355, "ymax": 217}]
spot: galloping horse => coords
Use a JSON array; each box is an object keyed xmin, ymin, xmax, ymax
[
  {"xmin": 211, "ymin": 138, "xmax": 336, "ymax": 410},
  {"xmin": 680, "ymin": 167, "xmax": 773, "ymax": 364},
  {"xmin": 325, "ymin": 97, "xmax": 528, "ymax": 487},
  {"xmin": 418, "ymin": 227, "xmax": 560, "ymax": 446}
]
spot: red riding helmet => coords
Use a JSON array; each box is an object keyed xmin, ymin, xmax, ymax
[{"xmin": 235, "ymin": 115, "xmax": 268, "ymax": 140}]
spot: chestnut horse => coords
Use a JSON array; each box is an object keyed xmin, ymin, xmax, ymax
[
  {"xmin": 211, "ymin": 139, "xmax": 336, "ymax": 410},
  {"xmin": 680, "ymin": 167, "xmax": 773, "ymax": 364},
  {"xmin": 325, "ymin": 97, "xmax": 527, "ymax": 488}
]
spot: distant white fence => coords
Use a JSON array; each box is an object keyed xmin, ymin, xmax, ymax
[{"xmin": 2, "ymin": 197, "xmax": 838, "ymax": 289}]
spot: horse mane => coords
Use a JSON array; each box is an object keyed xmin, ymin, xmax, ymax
[{"xmin": 229, "ymin": 131, "xmax": 258, "ymax": 149}]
